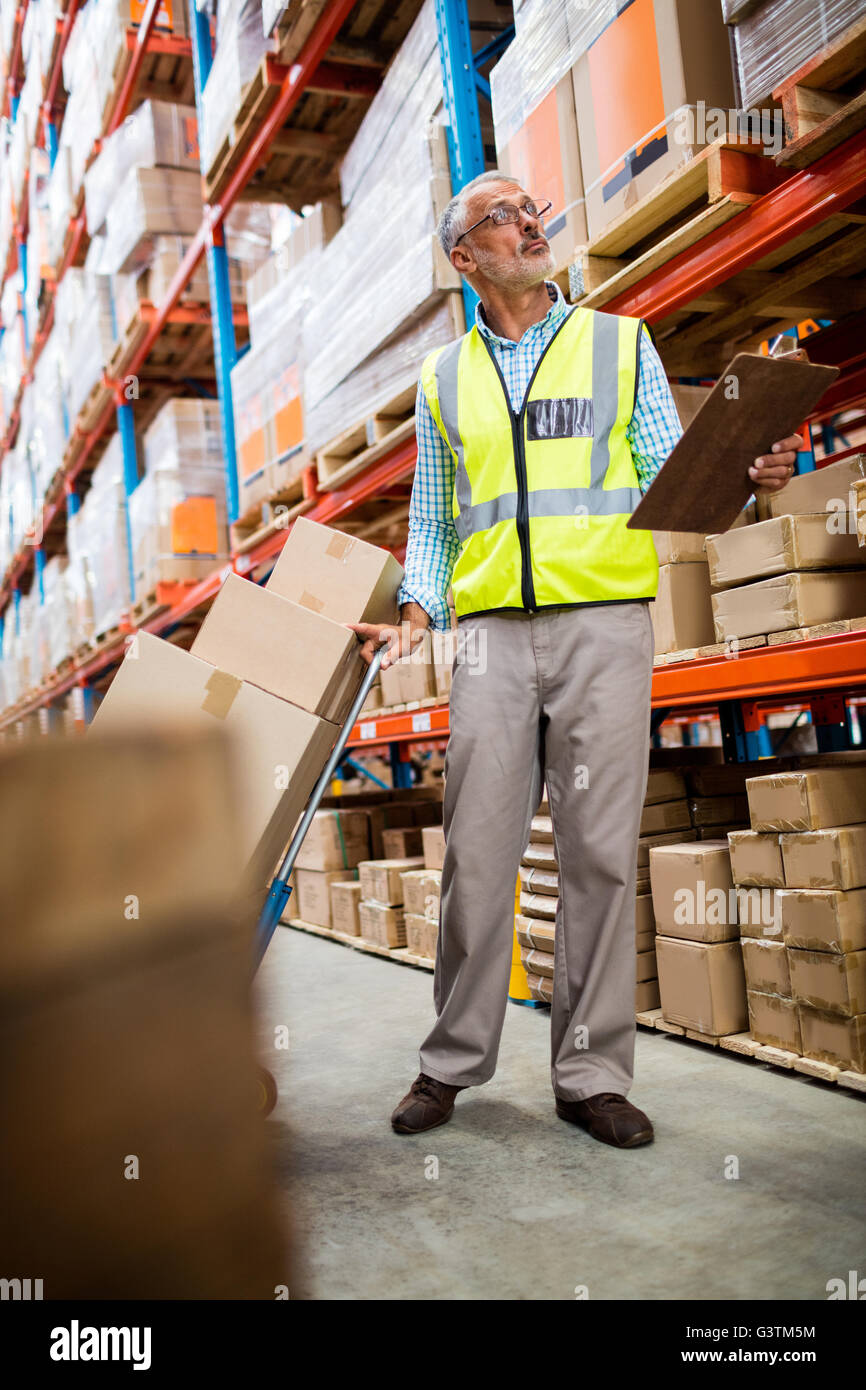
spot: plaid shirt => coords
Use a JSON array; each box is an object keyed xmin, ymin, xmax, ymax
[{"xmin": 397, "ymin": 282, "xmax": 683, "ymax": 630}]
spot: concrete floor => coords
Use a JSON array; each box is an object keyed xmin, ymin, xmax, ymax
[{"xmin": 255, "ymin": 927, "xmax": 866, "ymax": 1301}]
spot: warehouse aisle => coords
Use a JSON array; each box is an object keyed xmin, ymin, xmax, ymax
[{"xmin": 256, "ymin": 928, "xmax": 866, "ymax": 1302}]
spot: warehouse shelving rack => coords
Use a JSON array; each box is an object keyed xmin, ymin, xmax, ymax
[{"xmin": 0, "ymin": 1, "xmax": 865, "ymax": 775}]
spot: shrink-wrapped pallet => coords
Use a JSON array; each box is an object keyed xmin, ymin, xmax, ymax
[
  {"xmin": 200, "ymin": 0, "xmax": 271, "ymax": 174},
  {"xmin": 84, "ymin": 101, "xmax": 200, "ymax": 235},
  {"xmin": 128, "ymin": 465, "xmax": 229, "ymax": 603},
  {"xmin": 729, "ymin": 0, "xmax": 865, "ymax": 109}
]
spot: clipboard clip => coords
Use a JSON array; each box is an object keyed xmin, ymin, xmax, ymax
[{"xmin": 768, "ymin": 334, "xmax": 809, "ymax": 364}]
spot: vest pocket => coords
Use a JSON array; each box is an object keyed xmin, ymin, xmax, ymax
[{"xmin": 526, "ymin": 398, "xmax": 594, "ymax": 441}]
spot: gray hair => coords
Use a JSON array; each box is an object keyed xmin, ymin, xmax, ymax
[{"xmin": 437, "ymin": 169, "xmax": 521, "ymax": 256}]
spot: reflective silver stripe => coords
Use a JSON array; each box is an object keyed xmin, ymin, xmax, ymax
[
  {"xmin": 457, "ymin": 486, "xmax": 641, "ymax": 538},
  {"xmin": 433, "ymin": 338, "xmax": 473, "ymax": 542},
  {"xmin": 589, "ymin": 311, "xmax": 620, "ymax": 489}
]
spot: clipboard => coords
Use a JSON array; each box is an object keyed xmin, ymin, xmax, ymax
[{"xmin": 627, "ymin": 352, "xmax": 840, "ymax": 535}]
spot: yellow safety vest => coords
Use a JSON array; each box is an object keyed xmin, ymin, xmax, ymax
[{"xmin": 420, "ymin": 305, "xmax": 660, "ymax": 620}]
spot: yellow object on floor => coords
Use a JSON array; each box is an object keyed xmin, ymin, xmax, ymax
[{"xmin": 509, "ymin": 875, "xmax": 532, "ymax": 1001}]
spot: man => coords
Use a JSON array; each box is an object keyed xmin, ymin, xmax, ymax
[{"xmin": 348, "ymin": 172, "xmax": 801, "ymax": 1148}]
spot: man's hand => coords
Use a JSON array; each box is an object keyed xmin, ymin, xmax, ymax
[
  {"xmin": 347, "ymin": 605, "xmax": 431, "ymax": 668},
  {"xmin": 748, "ymin": 434, "xmax": 803, "ymax": 495}
]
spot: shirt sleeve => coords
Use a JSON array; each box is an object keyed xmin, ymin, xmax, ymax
[
  {"xmin": 627, "ymin": 324, "xmax": 684, "ymax": 494},
  {"xmin": 396, "ymin": 381, "xmax": 461, "ymax": 632}
]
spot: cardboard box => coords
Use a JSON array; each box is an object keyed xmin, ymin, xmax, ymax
[
  {"xmin": 358, "ymin": 857, "xmax": 425, "ymax": 906},
  {"xmin": 657, "ymin": 937, "xmax": 748, "ymax": 1035},
  {"xmin": 637, "ymin": 828, "xmax": 697, "ymax": 869},
  {"xmin": 711, "ymin": 571, "xmax": 866, "ymax": 643},
  {"xmin": 521, "ymin": 946, "xmax": 555, "ymax": 980},
  {"xmin": 765, "ymin": 454, "xmax": 866, "ymax": 520},
  {"xmin": 689, "ymin": 794, "xmax": 749, "ymax": 827},
  {"xmin": 523, "ymin": 842, "xmax": 557, "ymax": 869},
  {"xmin": 432, "ymin": 628, "xmax": 457, "ymax": 700},
  {"xmin": 515, "ymin": 914, "xmax": 555, "ymax": 952},
  {"xmin": 358, "ymin": 900, "xmax": 406, "ymax": 948},
  {"xmin": 789, "ymin": 948, "xmax": 866, "ymax": 1018},
  {"xmin": 379, "ymin": 632, "xmax": 437, "ymax": 705},
  {"xmin": 294, "ymin": 867, "xmax": 357, "ymax": 929},
  {"xmin": 381, "ymin": 826, "xmax": 424, "ymax": 859},
  {"xmin": 519, "ymin": 864, "xmax": 559, "ymax": 897},
  {"xmin": 645, "ymin": 768, "xmax": 687, "ymax": 804},
  {"xmin": 778, "ymin": 888, "xmax": 866, "ymax": 954},
  {"xmin": 405, "ymin": 912, "xmax": 437, "ymax": 959},
  {"xmin": 706, "ymin": 514, "xmax": 866, "ymax": 590},
  {"xmin": 530, "ymin": 814, "xmax": 554, "ymax": 844},
  {"xmin": 747, "ymin": 991, "xmax": 801, "ymax": 1053},
  {"xmin": 736, "ymin": 886, "xmax": 782, "ymax": 940},
  {"xmin": 636, "ymin": 978, "xmax": 662, "ymax": 1012},
  {"xmin": 741, "ymin": 938, "xmax": 791, "ymax": 997},
  {"xmin": 747, "ymin": 767, "xmax": 866, "ymax": 832},
  {"xmin": 88, "ymin": 633, "xmax": 337, "ymax": 896},
  {"xmin": 636, "ymin": 892, "xmax": 655, "ymax": 936},
  {"xmin": 401, "ymin": 868, "xmax": 431, "ymax": 917},
  {"xmin": 798, "ymin": 1006, "xmax": 866, "ymax": 1072},
  {"xmin": 727, "ymin": 830, "xmax": 785, "ymax": 887},
  {"xmin": 191, "ymin": 573, "xmax": 366, "ymax": 724},
  {"xmin": 640, "ymin": 798, "xmax": 692, "ymax": 835},
  {"xmin": 780, "ymin": 825, "xmax": 866, "ymax": 890},
  {"xmin": 493, "ymin": 71, "xmax": 586, "ymax": 274},
  {"xmin": 520, "ymin": 889, "xmax": 557, "ymax": 920},
  {"xmin": 265, "ymin": 517, "xmax": 404, "ymax": 626},
  {"xmin": 651, "ymin": 563, "xmax": 716, "ymax": 653},
  {"xmin": 573, "ymin": 0, "xmax": 734, "ymax": 241},
  {"xmin": 652, "ymin": 531, "xmax": 708, "ymax": 565},
  {"xmin": 685, "ymin": 763, "xmax": 752, "ymax": 796},
  {"xmin": 294, "ymin": 809, "xmax": 370, "ymax": 871},
  {"xmin": 636, "ymin": 947, "xmax": 658, "ymax": 983},
  {"xmin": 330, "ymin": 880, "xmax": 362, "ymax": 935},
  {"xmin": 650, "ymin": 840, "xmax": 738, "ymax": 941},
  {"xmin": 422, "ymin": 824, "xmax": 446, "ymax": 870},
  {"xmin": 421, "ymin": 870, "xmax": 442, "ymax": 922}
]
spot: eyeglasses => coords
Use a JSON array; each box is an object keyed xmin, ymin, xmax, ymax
[{"xmin": 454, "ymin": 198, "xmax": 554, "ymax": 246}]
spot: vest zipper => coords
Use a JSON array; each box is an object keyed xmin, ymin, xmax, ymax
[
  {"xmin": 509, "ymin": 406, "xmax": 536, "ymax": 611},
  {"xmin": 479, "ymin": 307, "xmax": 578, "ymax": 615}
]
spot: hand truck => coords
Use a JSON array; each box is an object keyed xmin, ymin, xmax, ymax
[{"xmin": 253, "ymin": 644, "xmax": 385, "ymax": 1115}]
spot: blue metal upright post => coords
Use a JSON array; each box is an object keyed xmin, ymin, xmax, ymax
[
  {"xmin": 434, "ymin": 0, "xmax": 487, "ymax": 328},
  {"xmin": 35, "ymin": 547, "xmax": 45, "ymax": 602},
  {"xmin": 116, "ymin": 399, "xmax": 139, "ymax": 603},
  {"xmin": 46, "ymin": 119, "xmax": 58, "ymax": 167},
  {"xmin": 189, "ymin": 3, "xmax": 241, "ymax": 524}
]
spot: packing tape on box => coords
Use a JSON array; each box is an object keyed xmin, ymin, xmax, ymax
[
  {"xmin": 201, "ymin": 669, "xmax": 242, "ymax": 719},
  {"xmin": 299, "ymin": 590, "xmax": 325, "ymax": 614},
  {"xmin": 325, "ymin": 531, "xmax": 356, "ymax": 562}
]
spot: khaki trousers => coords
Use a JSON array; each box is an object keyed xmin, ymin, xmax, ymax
[{"xmin": 419, "ymin": 601, "xmax": 655, "ymax": 1101}]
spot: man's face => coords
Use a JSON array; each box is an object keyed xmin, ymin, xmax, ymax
[{"xmin": 452, "ymin": 180, "xmax": 555, "ymax": 290}]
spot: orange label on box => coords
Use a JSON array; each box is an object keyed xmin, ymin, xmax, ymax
[
  {"xmin": 183, "ymin": 115, "xmax": 199, "ymax": 163},
  {"xmin": 588, "ymin": 0, "xmax": 665, "ymax": 187},
  {"xmin": 508, "ymin": 88, "xmax": 564, "ymax": 228},
  {"xmin": 171, "ymin": 496, "xmax": 219, "ymax": 556},
  {"xmin": 130, "ymin": 0, "xmax": 175, "ymax": 31},
  {"xmin": 236, "ymin": 396, "xmax": 266, "ymax": 480},
  {"xmin": 273, "ymin": 364, "xmax": 303, "ymax": 455}
]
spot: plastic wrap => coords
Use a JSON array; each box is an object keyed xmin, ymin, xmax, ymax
[
  {"xmin": 262, "ymin": 0, "xmax": 285, "ymax": 38},
  {"xmin": 490, "ymin": 0, "xmax": 614, "ymax": 149},
  {"xmin": 99, "ymin": 166, "xmax": 203, "ymax": 275},
  {"xmin": 305, "ymin": 295, "xmax": 461, "ymax": 457},
  {"xmin": 55, "ymin": 270, "xmax": 117, "ymax": 425},
  {"xmin": 84, "ymin": 101, "xmax": 200, "ymax": 234},
  {"xmin": 200, "ymin": 0, "xmax": 271, "ymax": 172},
  {"xmin": 0, "ymin": 328, "xmax": 24, "ymax": 439},
  {"xmin": 304, "ymin": 121, "xmax": 455, "ymax": 418},
  {"xmin": 339, "ymin": 0, "xmax": 442, "ymax": 209},
  {"xmin": 231, "ymin": 314, "xmax": 306, "ymax": 504},
  {"xmin": 142, "ymin": 399, "xmax": 224, "ymax": 474},
  {"xmin": 128, "ymin": 465, "xmax": 229, "ymax": 601},
  {"xmin": 59, "ymin": 71, "xmax": 103, "ymax": 194},
  {"xmin": 732, "ymin": 0, "xmax": 865, "ymax": 108},
  {"xmin": 70, "ymin": 436, "xmax": 133, "ymax": 640},
  {"xmin": 47, "ymin": 145, "xmax": 73, "ymax": 267},
  {"xmin": 30, "ymin": 333, "xmax": 68, "ymax": 499},
  {"xmin": 41, "ymin": 555, "xmax": 76, "ymax": 672}
]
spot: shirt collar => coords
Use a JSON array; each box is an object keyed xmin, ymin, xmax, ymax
[{"xmin": 475, "ymin": 280, "xmax": 567, "ymax": 346}]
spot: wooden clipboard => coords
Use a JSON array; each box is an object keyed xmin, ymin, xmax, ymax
[{"xmin": 627, "ymin": 352, "xmax": 840, "ymax": 535}]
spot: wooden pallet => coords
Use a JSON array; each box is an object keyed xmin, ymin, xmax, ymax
[
  {"xmin": 637, "ymin": 1010, "xmax": 866, "ymax": 1093},
  {"xmin": 569, "ymin": 138, "xmax": 786, "ymax": 305},
  {"xmin": 653, "ymin": 617, "xmax": 866, "ymax": 667},
  {"xmin": 283, "ymin": 916, "xmax": 434, "ymax": 971},
  {"xmin": 775, "ymin": 14, "xmax": 866, "ymax": 169},
  {"xmin": 100, "ymin": 21, "xmax": 194, "ymax": 136},
  {"xmin": 316, "ymin": 384, "xmax": 418, "ymax": 491},
  {"xmin": 230, "ymin": 478, "xmax": 311, "ymax": 554},
  {"xmin": 130, "ymin": 580, "xmax": 202, "ymax": 627}
]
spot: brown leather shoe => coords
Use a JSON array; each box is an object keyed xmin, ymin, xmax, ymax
[
  {"xmin": 556, "ymin": 1092, "xmax": 654, "ymax": 1148},
  {"xmin": 391, "ymin": 1073, "xmax": 464, "ymax": 1134}
]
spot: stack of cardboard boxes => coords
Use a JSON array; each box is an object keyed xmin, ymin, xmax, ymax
[
  {"xmin": 402, "ymin": 825, "xmax": 445, "ymax": 961},
  {"xmin": 734, "ymin": 765, "xmax": 866, "ymax": 1073},
  {"xmin": 708, "ymin": 456, "xmax": 866, "ymax": 644},
  {"xmin": 291, "ymin": 809, "xmax": 369, "ymax": 931},
  {"xmin": 89, "ymin": 519, "xmax": 404, "ymax": 908}
]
